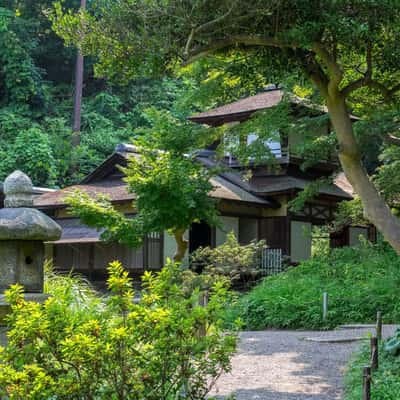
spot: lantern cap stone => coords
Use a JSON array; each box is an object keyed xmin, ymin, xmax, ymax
[
  {"xmin": 0, "ymin": 208, "xmax": 62, "ymax": 241},
  {"xmin": 0, "ymin": 171, "xmax": 62, "ymax": 241},
  {"xmin": 4, "ymin": 170, "xmax": 34, "ymax": 208}
]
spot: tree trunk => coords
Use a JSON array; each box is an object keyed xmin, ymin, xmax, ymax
[
  {"xmin": 72, "ymin": 0, "xmax": 86, "ymax": 147},
  {"xmin": 327, "ymin": 95, "xmax": 400, "ymax": 255},
  {"xmin": 173, "ymin": 228, "xmax": 189, "ymax": 262}
]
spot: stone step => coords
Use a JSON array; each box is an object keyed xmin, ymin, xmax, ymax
[
  {"xmin": 338, "ymin": 324, "xmax": 376, "ymax": 330},
  {"xmin": 302, "ymin": 336, "xmax": 368, "ymax": 343}
]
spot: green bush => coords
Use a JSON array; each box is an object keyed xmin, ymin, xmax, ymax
[
  {"xmin": 0, "ymin": 261, "xmax": 238, "ymax": 399},
  {"xmin": 190, "ymin": 231, "xmax": 266, "ymax": 289},
  {"xmin": 226, "ymin": 242, "xmax": 400, "ymax": 330},
  {"xmin": 345, "ymin": 342, "xmax": 400, "ymax": 400}
]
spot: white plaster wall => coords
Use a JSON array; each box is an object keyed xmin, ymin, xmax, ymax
[
  {"xmin": 349, "ymin": 227, "xmax": 369, "ymax": 247},
  {"xmin": 290, "ymin": 221, "xmax": 312, "ymax": 262},
  {"xmin": 215, "ymin": 216, "xmax": 239, "ymax": 246},
  {"xmin": 163, "ymin": 231, "xmax": 189, "ymax": 267}
]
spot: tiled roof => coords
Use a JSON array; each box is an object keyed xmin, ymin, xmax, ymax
[
  {"xmin": 34, "ymin": 180, "xmax": 135, "ymax": 208},
  {"xmin": 249, "ymin": 175, "xmax": 353, "ymax": 199},
  {"xmin": 188, "ymin": 89, "xmax": 360, "ymax": 126},
  {"xmin": 189, "ymin": 90, "xmax": 284, "ymax": 124},
  {"xmin": 197, "ymin": 154, "xmax": 354, "ymax": 200},
  {"xmin": 34, "ymin": 175, "xmax": 270, "ymax": 208},
  {"xmin": 210, "ymin": 176, "xmax": 268, "ymax": 205},
  {"xmin": 52, "ymin": 218, "xmax": 102, "ymax": 244},
  {"xmin": 34, "ymin": 142, "xmax": 353, "ymax": 210},
  {"xmin": 333, "ymin": 172, "xmax": 355, "ymax": 197}
]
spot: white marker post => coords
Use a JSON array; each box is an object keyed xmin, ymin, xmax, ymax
[{"xmin": 323, "ymin": 292, "xmax": 328, "ymax": 321}]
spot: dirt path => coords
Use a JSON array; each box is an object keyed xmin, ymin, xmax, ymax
[{"xmin": 212, "ymin": 326, "xmax": 396, "ymax": 400}]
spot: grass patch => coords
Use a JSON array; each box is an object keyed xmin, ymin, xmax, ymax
[
  {"xmin": 345, "ymin": 342, "xmax": 400, "ymax": 400},
  {"xmin": 226, "ymin": 243, "xmax": 400, "ymax": 330}
]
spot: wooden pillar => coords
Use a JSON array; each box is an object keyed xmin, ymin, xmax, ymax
[
  {"xmin": 159, "ymin": 233, "xmax": 164, "ymax": 268},
  {"xmin": 88, "ymin": 243, "xmax": 95, "ymax": 280},
  {"xmin": 143, "ymin": 236, "xmax": 148, "ymax": 269}
]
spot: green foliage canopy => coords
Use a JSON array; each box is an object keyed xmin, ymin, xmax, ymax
[
  {"xmin": 0, "ymin": 1, "xmax": 199, "ymax": 187},
  {"xmin": 52, "ymin": 0, "xmax": 400, "ymax": 92}
]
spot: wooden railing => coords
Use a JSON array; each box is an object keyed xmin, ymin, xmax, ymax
[
  {"xmin": 287, "ymin": 146, "xmax": 339, "ymax": 164},
  {"xmin": 224, "ymin": 145, "xmax": 338, "ymax": 165}
]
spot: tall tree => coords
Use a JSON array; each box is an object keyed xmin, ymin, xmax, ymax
[
  {"xmin": 72, "ymin": 0, "xmax": 86, "ymax": 146},
  {"xmin": 52, "ymin": 0, "xmax": 400, "ymax": 254},
  {"xmin": 66, "ymin": 109, "xmax": 218, "ymax": 261}
]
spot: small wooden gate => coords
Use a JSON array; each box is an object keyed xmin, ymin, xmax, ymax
[{"xmin": 260, "ymin": 248, "xmax": 283, "ymax": 276}]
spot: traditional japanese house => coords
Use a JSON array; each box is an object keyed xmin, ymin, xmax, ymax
[
  {"xmin": 34, "ymin": 145, "xmax": 276, "ymax": 279},
  {"xmin": 34, "ymin": 88, "xmax": 374, "ymax": 279}
]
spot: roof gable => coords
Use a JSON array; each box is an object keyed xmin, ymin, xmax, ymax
[
  {"xmin": 189, "ymin": 89, "xmax": 284, "ymax": 126},
  {"xmin": 80, "ymin": 152, "xmax": 127, "ymax": 184}
]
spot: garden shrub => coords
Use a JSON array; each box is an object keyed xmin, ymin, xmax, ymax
[
  {"xmin": 226, "ymin": 242, "xmax": 400, "ymax": 330},
  {"xmin": 0, "ymin": 261, "xmax": 238, "ymax": 399},
  {"xmin": 190, "ymin": 231, "xmax": 266, "ymax": 289}
]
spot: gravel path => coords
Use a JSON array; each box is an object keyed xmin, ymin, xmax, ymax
[{"xmin": 211, "ymin": 326, "xmax": 396, "ymax": 400}]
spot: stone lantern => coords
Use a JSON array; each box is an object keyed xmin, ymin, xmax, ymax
[{"xmin": 0, "ymin": 171, "xmax": 62, "ymax": 322}]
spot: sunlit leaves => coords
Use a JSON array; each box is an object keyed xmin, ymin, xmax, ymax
[{"xmin": 0, "ymin": 262, "xmax": 238, "ymax": 399}]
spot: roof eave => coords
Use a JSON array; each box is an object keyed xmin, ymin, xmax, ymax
[
  {"xmin": 189, "ymin": 110, "xmax": 262, "ymax": 126},
  {"xmin": 256, "ymin": 188, "xmax": 353, "ymax": 201}
]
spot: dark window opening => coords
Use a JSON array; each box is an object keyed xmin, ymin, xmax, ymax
[
  {"xmin": 25, "ymin": 256, "xmax": 33, "ymax": 265},
  {"xmin": 189, "ymin": 222, "xmax": 212, "ymax": 254}
]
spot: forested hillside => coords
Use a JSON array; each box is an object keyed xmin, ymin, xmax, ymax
[
  {"xmin": 0, "ymin": 2, "xmax": 187, "ymax": 187},
  {"xmin": 0, "ymin": 1, "xmax": 271, "ymax": 188}
]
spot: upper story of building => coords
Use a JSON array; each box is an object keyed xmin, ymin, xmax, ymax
[{"xmin": 188, "ymin": 86, "xmax": 359, "ymax": 178}]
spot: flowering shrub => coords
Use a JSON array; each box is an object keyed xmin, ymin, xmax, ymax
[
  {"xmin": 191, "ymin": 231, "xmax": 266, "ymax": 289},
  {"xmin": 0, "ymin": 260, "xmax": 238, "ymax": 399}
]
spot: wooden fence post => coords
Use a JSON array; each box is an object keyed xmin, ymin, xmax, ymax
[
  {"xmin": 322, "ymin": 292, "xmax": 328, "ymax": 321},
  {"xmin": 376, "ymin": 311, "xmax": 382, "ymax": 341},
  {"xmin": 370, "ymin": 336, "xmax": 379, "ymax": 370},
  {"xmin": 362, "ymin": 366, "xmax": 371, "ymax": 400}
]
